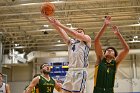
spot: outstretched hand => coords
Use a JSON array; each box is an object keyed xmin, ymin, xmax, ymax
[
  {"xmin": 45, "ymin": 17, "xmax": 63, "ymax": 32},
  {"xmin": 112, "ymin": 25, "xmax": 120, "ymax": 35},
  {"xmin": 46, "ymin": 17, "xmax": 61, "ymax": 26},
  {"xmin": 41, "ymin": 11, "xmax": 61, "ymax": 26},
  {"xmin": 104, "ymin": 16, "xmax": 111, "ymax": 26},
  {"xmin": 47, "ymin": 17, "xmax": 56, "ymax": 24}
]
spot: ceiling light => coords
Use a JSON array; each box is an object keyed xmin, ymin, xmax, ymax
[
  {"xmin": 128, "ymin": 41, "xmax": 140, "ymax": 43},
  {"xmin": 128, "ymin": 36, "xmax": 139, "ymax": 43},
  {"xmin": 66, "ymin": 24, "xmax": 72, "ymax": 26},
  {"xmin": 57, "ymin": 40, "xmax": 61, "ymax": 43},
  {"xmin": 15, "ymin": 44, "xmax": 19, "ymax": 47},
  {"xmin": 134, "ymin": 36, "xmax": 138, "ymax": 39},
  {"xmin": 54, "ymin": 44, "xmax": 66, "ymax": 46},
  {"xmin": 43, "ymin": 25, "xmax": 49, "ymax": 28},
  {"xmin": 20, "ymin": 1, "xmax": 64, "ymax": 6},
  {"xmin": 52, "ymin": 1, "xmax": 64, "ymax": 4},
  {"xmin": 70, "ymin": 27, "xmax": 76, "ymax": 29},
  {"xmin": 66, "ymin": 23, "xmax": 76, "ymax": 29},
  {"xmin": 128, "ymin": 23, "xmax": 140, "ymax": 27},
  {"xmin": 20, "ymin": 3, "xmax": 39, "ymax": 6},
  {"xmin": 39, "ymin": 29, "xmax": 53, "ymax": 32},
  {"xmin": 14, "ymin": 46, "xmax": 26, "ymax": 49}
]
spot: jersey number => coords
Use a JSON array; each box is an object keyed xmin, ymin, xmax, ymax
[{"xmin": 47, "ymin": 87, "xmax": 52, "ymax": 92}]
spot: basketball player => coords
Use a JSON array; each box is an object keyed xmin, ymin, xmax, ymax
[
  {"xmin": 23, "ymin": 74, "xmax": 40, "ymax": 93},
  {"xmin": 93, "ymin": 16, "xmax": 129, "ymax": 93},
  {"xmin": 0, "ymin": 72, "xmax": 11, "ymax": 93},
  {"xmin": 24, "ymin": 63, "xmax": 62, "ymax": 93},
  {"xmin": 44, "ymin": 16, "xmax": 91, "ymax": 93}
]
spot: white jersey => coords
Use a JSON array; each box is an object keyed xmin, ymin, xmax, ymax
[
  {"xmin": 68, "ymin": 39, "xmax": 90, "ymax": 68},
  {"xmin": 0, "ymin": 83, "xmax": 6, "ymax": 93}
]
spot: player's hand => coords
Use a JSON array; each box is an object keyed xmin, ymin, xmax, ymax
[
  {"xmin": 47, "ymin": 17, "xmax": 61, "ymax": 26},
  {"xmin": 46, "ymin": 17, "xmax": 55, "ymax": 23},
  {"xmin": 112, "ymin": 25, "xmax": 120, "ymax": 35},
  {"xmin": 104, "ymin": 16, "xmax": 111, "ymax": 26}
]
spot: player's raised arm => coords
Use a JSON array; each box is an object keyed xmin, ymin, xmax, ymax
[
  {"xmin": 24, "ymin": 76, "xmax": 39, "ymax": 93},
  {"xmin": 46, "ymin": 17, "xmax": 70, "ymax": 45},
  {"xmin": 112, "ymin": 25, "xmax": 129, "ymax": 67},
  {"xmin": 94, "ymin": 16, "xmax": 111, "ymax": 65}
]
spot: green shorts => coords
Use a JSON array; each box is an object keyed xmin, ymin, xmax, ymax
[{"xmin": 93, "ymin": 87, "xmax": 114, "ymax": 93}]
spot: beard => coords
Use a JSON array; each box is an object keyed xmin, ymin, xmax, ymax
[
  {"xmin": 43, "ymin": 70, "xmax": 50, "ymax": 75},
  {"xmin": 105, "ymin": 54, "xmax": 115, "ymax": 59}
]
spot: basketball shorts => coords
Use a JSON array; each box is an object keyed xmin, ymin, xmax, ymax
[
  {"xmin": 62, "ymin": 68, "xmax": 87, "ymax": 93},
  {"xmin": 93, "ymin": 87, "xmax": 114, "ymax": 93}
]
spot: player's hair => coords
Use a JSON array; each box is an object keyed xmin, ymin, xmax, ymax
[
  {"xmin": 104, "ymin": 46, "xmax": 118, "ymax": 57},
  {"xmin": 76, "ymin": 28, "xmax": 85, "ymax": 33},
  {"xmin": 40, "ymin": 63, "xmax": 49, "ymax": 70},
  {"xmin": 33, "ymin": 74, "xmax": 40, "ymax": 78}
]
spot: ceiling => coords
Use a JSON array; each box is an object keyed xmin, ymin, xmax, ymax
[{"xmin": 0, "ymin": 0, "xmax": 140, "ymax": 54}]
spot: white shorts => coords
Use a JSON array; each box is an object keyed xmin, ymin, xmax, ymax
[{"xmin": 62, "ymin": 68, "xmax": 87, "ymax": 93}]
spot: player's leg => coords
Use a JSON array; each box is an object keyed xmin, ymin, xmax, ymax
[
  {"xmin": 72, "ymin": 70, "xmax": 87, "ymax": 93},
  {"xmin": 62, "ymin": 71, "xmax": 72, "ymax": 93},
  {"xmin": 62, "ymin": 90, "xmax": 72, "ymax": 93}
]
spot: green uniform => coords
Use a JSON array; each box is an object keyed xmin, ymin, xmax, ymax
[
  {"xmin": 24, "ymin": 85, "xmax": 38, "ymax": 93},
  {"xmin": 37, "ymin": 75, "xmax": 55, "ymax": 93},
  {"xmin": 93, "ymin": 58, "xmax": 116, "ymax": 93},
  {"xmin": 32, "ymin": 87, "xmax": 38, "ymax": 93},
  {"xmin": 34, "ymin": 85, "xmax": 39, "ymax": 93}
]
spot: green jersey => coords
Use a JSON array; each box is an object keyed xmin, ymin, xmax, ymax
[
  {"xmin": 93, "ymin": 58, "xmax": 116, "ymax": 93},
  {"xmin": 37, "ymin": 75, "xmax": 55, "ymax": 93},
  {"xmin": 24, "ymin": 85, "xmax": 38, "ymax": 93}
]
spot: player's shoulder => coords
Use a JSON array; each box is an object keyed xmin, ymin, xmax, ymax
[
  {"xmin": 51, "ymin": 77, "xmax": 56, "ymax": 81},
  {"xmin": 85, "ymin": 34, "xmax": 91, "ymax": 40},
  {"xmin": 68, "ymin": 38, "xmax": 76, "ymax": 44},
  {"xmin": 5, "ymin": 83, "xmax": 10, "ymax": 88},
  {"xmin": 33, "ymin": 75, "xmax": 41, "ymax": 81}
]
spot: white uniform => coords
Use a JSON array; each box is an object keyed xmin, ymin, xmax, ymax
[
  {"xmin": 62, "ymin": 39, "xmax": 90, "ymax": 93},
  {"xmin": 0, "ymin": 83, "xmax": 6, "ymax": 93}
]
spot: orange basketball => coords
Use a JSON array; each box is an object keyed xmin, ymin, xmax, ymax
[{"xmin": 41, "ymin": 2, "xmax": 55, "ymax": 16}]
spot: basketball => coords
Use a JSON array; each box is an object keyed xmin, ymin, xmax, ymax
[{"xmin": 41, "ymin": 2, "xmax": 55, "ymax": 16}]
